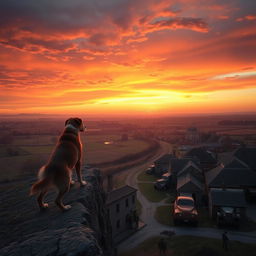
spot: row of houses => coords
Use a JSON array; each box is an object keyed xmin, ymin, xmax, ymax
[
  {"xmin": 154, "ymin": 146, "xmax": 256, "ymax": 220},
  {"xmin": 104, "ymin": 146, "xmax": 256, "ymax": 244}
]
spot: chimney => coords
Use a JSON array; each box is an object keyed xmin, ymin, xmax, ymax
[{"xmin": 107, "ymin": 175, "xmax": 113, "ymax": 192}]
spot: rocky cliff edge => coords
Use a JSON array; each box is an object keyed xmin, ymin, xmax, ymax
[{"xmin": 0, "ymin": 168, "xmax": 113, "ymax": 256}]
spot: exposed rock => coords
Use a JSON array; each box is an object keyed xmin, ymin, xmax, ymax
[{"xmin": 0, "ymin": 168, "xmax": 113, "ymax": 256}]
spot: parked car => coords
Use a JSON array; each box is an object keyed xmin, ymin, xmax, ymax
[
  {"xmin": 154, "ymin": 179, "xmax": 169, "ymax": 190},
  {"xmin": 217, "ymin": 207, "xmax": 240, "ymax": 227},
  {"xmin": 161, "ymin": 173, "xmax": 171, "ymax": 180},
  {"xmin": 146, "ymin": 164, "xmax": 155, "ymax": 175},
  {"xmin": 146, "ymin": 167, "xmax": 154, "ymax": 175},
  {"xmin": 173, "ymin": 196, "xmax": 198, "ymax": 225}
]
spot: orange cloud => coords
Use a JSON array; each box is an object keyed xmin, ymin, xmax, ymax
[{"xmin": 0, "ymin": 0, "xmax": 256, "ymax": 116}]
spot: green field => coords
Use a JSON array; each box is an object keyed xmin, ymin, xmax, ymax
[
  {"xmin": 82, "ymin": 135, "xmax": 149, "ymax": 165},
  {"xmin": 120, "ymin": 235, "xmax": 256, "ymax": 256},
  {"xmin": 0, "ymin": 134, "xmax": 150, "ymax": 182}
]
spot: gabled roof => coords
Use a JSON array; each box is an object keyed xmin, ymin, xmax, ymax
[
  {"xmin": 178, "ymin": 160, "xmax": 202, "ymax": 177},
  {"xmin": 233, "ymin": 147, "xmax": 256, "ymax": 170},
  {"xmin": 206, "ymin": 162, "xmax": 256, "ymax": 188},
  {"xmin": 106, "ymin": 185, "xmax": 137, "ymax": 205},
  {"xmin": 177, "ymin": 173, "xmax": 203, "ymax": 191},
  {"xmin": 218, "ymin": 152, "xmax": 249, "ymax": 169},
  {"xmin": 185, "ymin": 147, "xmax": 217, "ymax": 164},
  {"xmin": 170, "ymin": 158, "xmax": 193, "ymax": 175},
  {"xmin": 210, "ymin": 188, "xmax": 247, "ymax": 207}
]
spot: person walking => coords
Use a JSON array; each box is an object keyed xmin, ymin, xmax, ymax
[
  {"xmin": 158, "ymin": 238, "xmax": 167, "ymax": 256},
  {"xmin": 222, "ymin": 231, "xmax": 229, "ymax": 251}
]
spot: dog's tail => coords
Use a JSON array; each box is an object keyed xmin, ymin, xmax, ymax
[{"xmin": 30, "ymin": 167, "xmax": 52, "ymax": 195}]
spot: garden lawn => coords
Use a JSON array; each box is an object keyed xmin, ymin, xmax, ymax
[
  {"xmin": 154, "ymin": 205, "xmax": 174, "ymax": 225},
  {"xmin": 138, "ymin": 183, "xmax": 167, "ymax": 202},
  {"xmin": 137, "ymin": 171, "xmax": 158, "ymax": 182}
]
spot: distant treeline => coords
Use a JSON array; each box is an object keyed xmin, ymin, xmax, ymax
[
  {"xmin": 218, "ymin": 120, "xmax": 256, "ymax": 126},
  {"xmin": 93, "ymin": 139, "xmax": 160, "ymax": 169}
]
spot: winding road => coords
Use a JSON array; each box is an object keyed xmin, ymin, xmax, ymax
[{"xmin": 118, "ymin": 141, "xmax": 256, "ymax": 253}]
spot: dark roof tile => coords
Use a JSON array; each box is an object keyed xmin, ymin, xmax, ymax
[
  {"xmin": 210, "ymin": 188, "xmax": 247, "ymax": 207},
  {"xmin": 106, "ymin": 185, "xmax": 137, "ymax": 205}
]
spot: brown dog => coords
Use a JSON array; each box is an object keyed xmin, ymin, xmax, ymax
[{"xmin": 30, "ymin": 117, "xmax": 86, "ymax": 211}]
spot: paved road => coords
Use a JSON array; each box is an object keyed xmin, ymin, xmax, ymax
[{"xmin": 118, "ymin": 141, "xmax": 256, "ymax": 253}]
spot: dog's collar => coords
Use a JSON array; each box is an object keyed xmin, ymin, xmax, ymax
[{"xmin": 65, "ymin": 124, "xmax": 79, "ymax": 134}]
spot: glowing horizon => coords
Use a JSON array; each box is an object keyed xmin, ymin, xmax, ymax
[{"xmin": 0, "ymin": 0, "xmax": 256, "ymax": 117}]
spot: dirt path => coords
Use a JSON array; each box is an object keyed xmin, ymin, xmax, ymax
[{"xmin": 118, "ymin": 141, "xmax": 256, "ymax": 253}]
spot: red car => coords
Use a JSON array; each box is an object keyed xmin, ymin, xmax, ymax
[{"xmin": 173, "ymin": 196, "xmax": 198, "ymax": 225}]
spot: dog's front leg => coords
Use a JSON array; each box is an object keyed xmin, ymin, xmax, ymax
[{"xmin": 75, "ymin": 161, "xmax": 86, "ymax": 186}]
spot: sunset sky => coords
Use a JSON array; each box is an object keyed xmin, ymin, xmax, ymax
[{"xmin": 0, "ymin": 0, "xmax": 256, "ymax": 117}]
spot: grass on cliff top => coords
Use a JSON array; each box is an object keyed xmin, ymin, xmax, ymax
[
  {"xmin": 119, "ymin": 235, "xmax": 256, "ymax": 256},
  {"xmin": 138, "ymin": 183, "xmax": 167, "ymax": 202}
]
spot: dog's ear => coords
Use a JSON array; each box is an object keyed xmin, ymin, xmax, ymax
[
  {"xmin": 65, "ymin": 118, "xmax": 70, "ymax": 126},
  {"xmin": 74, "ymin": 118, "xmax": 82, "ymax": 125}
]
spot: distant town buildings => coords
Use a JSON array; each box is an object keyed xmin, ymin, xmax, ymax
[{"xmin": 185, "ymin": 127, "xmax": 200, "ymax": 144}]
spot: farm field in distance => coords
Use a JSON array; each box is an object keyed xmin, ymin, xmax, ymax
[
  {"xmin": 0, "ymin": 114, "xmax": 256, "ymax": 182},
  {"xmin": 0, "ymin": 133, "xmax": 150, "ymax": 182}
]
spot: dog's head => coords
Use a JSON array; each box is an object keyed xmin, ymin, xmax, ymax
[{"xmin": 65, "ymin": 117, "xmax": 86, "ymax": 132}]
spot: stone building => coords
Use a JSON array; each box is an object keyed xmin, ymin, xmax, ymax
[{"xmin": 106, "ymin": 185, "xmax": 138, "ymax": 244}]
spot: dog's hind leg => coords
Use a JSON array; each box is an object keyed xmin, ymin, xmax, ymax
[
  {"xmin": 55, "ymin": 189, "xmax": 71, "ymax": 211},
  {"xmin": 54, "ymin": 176, "xmax": 71, "ymax": 211},
  {"xmin": 75, "ymin": 161, "xmax": 86, "ymax": 186},
  {"xmin": 37, "ymin": 191, "xmax": 48, "ymax": 210}
]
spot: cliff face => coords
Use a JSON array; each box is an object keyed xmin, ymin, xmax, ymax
[{"xmin": 0, "ymin": 168, "xmax": 113, "ymax": 256}]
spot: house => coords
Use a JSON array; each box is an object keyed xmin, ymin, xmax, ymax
[
  {"xmin": 177, "ymin": 160, "xmax": 204, "ymax": 183},
  {"xmin": 154, "ymin": 154, "xmax": 175, "ymax": 176},
  {"xmin": 205, "ymin": 157, "xmax": 256, "ymax": 190},
  {"xmin": 177, "ymin": 145, "xmax": 193, "ymax": 157},
  {"xmin": 185, "ymin": 147, "xmax": 217, "ymax": 171},
  {"xmin": 177, "ymin": 173, "xmax": 204, "ymax": 205},
  {"xmin": 106, "ymin": 185, "xmax": 138, "ymax": 244},
  {"xmin": 208, "ymin": 188, "xmax": 247, "ymax": 219},
  {"xmin": 169, "ymin": 158, "xmax": 199, "ymax": 185}
]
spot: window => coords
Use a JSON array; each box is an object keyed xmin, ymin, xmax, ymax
[
  {"xmin": 116, "ymin": 220, "xmax": 120, "ymax": 229},
  {"xmin": 132, "ymin": 195, "xmax": 135, "ymax": 204},
  {"xmin": 125, "ymin": 198, "xmax": 129, "ymax": 207},
  {"xmin": 116, "ymin": 203, "xmax": 120, "ymax": 213}
]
